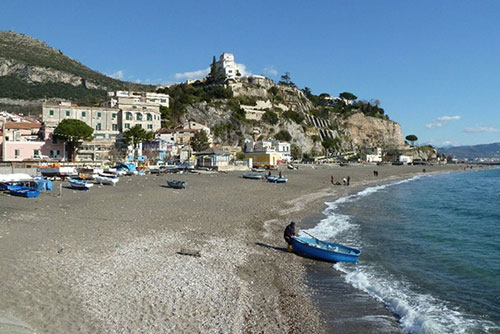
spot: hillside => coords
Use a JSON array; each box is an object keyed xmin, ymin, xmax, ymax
[
  {"xmin": 158, "ymin": 77, "xmax": 405, "ymax": 157},
  {"xmin": 438, "ymin": 142, "xmax": 500, "ymax": 161},
  {"xmin": 0, "ymin": 30, "xmax": 153, "ymax": 106}
]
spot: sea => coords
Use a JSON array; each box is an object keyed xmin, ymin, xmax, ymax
[{"xmin": 304, "ymin": 168, "xmax": 500, "ymax": 334}]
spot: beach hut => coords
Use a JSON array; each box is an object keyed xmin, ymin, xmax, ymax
[{"xmin": 194, "ymin": 148, "xmax": 231, "ymax": 170}]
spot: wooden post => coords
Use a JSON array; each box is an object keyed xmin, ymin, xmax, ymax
[{"xmin": 59, "ymin": 183, "xmax": 62, "ymax": 197}]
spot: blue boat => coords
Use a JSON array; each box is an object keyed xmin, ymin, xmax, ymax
[
  {"xmin": 291, "ymin": 236, "xmax": 361, "ymax": 263},
  {"xmin": 243, "ymin": 173, "xmax": 262, "ymax": 180},
  {"xmin": 266, "ymin": 175, "xmax": 288, "ymax": 183},
  {"xmin": 9, "ymin": 186, "xmax": 40, "ymax": 198},
  {"xmin": 167, "ymin": 179, "xmax": 187, "ymax": 189}
]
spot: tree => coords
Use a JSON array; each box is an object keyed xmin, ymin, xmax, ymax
[
  {"xmin": 275, "ymin": 130, "xmax": 292, "ymax": 142},
  {"xmin": 53, "ymin": 119, "xmax": 93, "ymax": 161},
  {"xmin": 291, "ymin": 144, "xmax": 302, "ymax": 160},
  {"xmin": 191, "ymin": 130, "xmax": 210, "ymax": 152},
  {"xmin": 406, "ymin": 134, "xmax": 418, "ymax": 146},
  {"xmin": 206, "ymin": 56, "xmax": 225, "ymax": 84},
  {"xmin": 281, "ymin": 72, "xmax": 291, "ymax": 84},
  {"xmin": 339, "ymin": 92, "xmax": 357, "ymax": 102},
  {"xmin": 123, "ymin": 125, "xmax": 153, "ymax": 156}
]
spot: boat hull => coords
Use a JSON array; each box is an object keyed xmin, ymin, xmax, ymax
[
  {"xmin": 167, "ymin": 180, "xmax": 187, "ymax": 189},
  {"xmin": 291, "ymin": 236, "xmax": 360, "ymax": 263},
  {"xmin": 9, "ymin": 187, "xmax": 40, "ymax": 198},
  {"xmin": 68, "ymin": 178, "xmax": 93, "ymax": 190},
  {"xmin": 243, "ymin": 173, "xmax": 262, "ymax": 180}
]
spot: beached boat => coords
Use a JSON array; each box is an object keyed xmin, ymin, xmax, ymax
[
  {"xmin": 39, "ymin": 166, "xmax": 78, "ymax": 177},
  {"xmin": 94, "ymin": 175, "xmax": 119, "ymax": 186},
  {"xmin": 0, "ymin": 173, "xmax": 33, "ymax": 183},
  {"xmin": 242, "ymin": 173, "xmax": 263, "ymax": 180},
  {"xmin": 68, "ymin": 178, "xmax": 93, "ymax": 190},
  {"xmin": 291, "ymin": 236, "xmax": 361, "ymax": 263},
  {"xmin": 251, "ymin": 167, "xmax": 266, "ymax": 173},
  {"xmin": 9, "ymin": 186, "xmax": 40, "ymax": 198},
  {"xmin": 266, "ymin": 175, "xmax": 288, "ymax": 183},
  {"xmin": 167, "ymin": 180, "xmax": 187, "ymax": 189}
]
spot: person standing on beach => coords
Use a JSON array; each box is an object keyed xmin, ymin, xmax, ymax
[
  {"xmin": 347, "ymin": 176, "xmax": 350, "ymax": 186},
  {"xmin": 331, "ymin": 175, "xmax": 334, "ymax": 185},
  {"xmin": 343, "ymin": 177, "xmax": 347, "ymax": 185},
  {"xmin": 284, "ymin": 221, "xmax": 296, "ymax": 252}
]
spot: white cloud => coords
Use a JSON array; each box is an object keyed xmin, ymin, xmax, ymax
[
  {"xmin": 437, "ymin": 115, "xmax": 461, "ymax": 121},
  {"xmin": 236, "ymin": 63, "xmax": 252, "ymax": 76},
  {"xmin": 264, "ymin": 66, "xmax": 278, "ymax": 76},
  {"xmin": 442, "ymin": 140, "xmax": 455, "ymax": 146},
  {"xmin": 426, "ymin": 115, "xmax": 461, "ymax": 129},
  {"xmin": 174, "ymin": 67, "xmax": 210, "ymax": 80},
  {"xmin": 426, "ymin": 122, "xmax": 443, "ymax": 129},
  {"xmin": 108, "ymin": 70, "xmax": 124, "ymax": 80},
  {"xmin": 464, "ymin": 126, "xmax": 499, "ymax": 133}
]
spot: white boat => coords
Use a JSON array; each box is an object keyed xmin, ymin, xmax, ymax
[
  {"xmin": 68, "ymin": 178, "xmax": 93, "ymax": 190},
  {"xmin": 39, "ymin": 166, "xmax": 78, "ymax": 177},
  {"xmin": 0, "ymin": 173, "xmax": 33, "ymax": 183},
  {"xmin": 94, "ymin": 175, "xmax": 119, "ymax": 186}
]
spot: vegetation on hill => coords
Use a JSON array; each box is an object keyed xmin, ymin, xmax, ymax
[{"xmin": 0, "ymin": 30, "xmax": 153, "ymax": 103}]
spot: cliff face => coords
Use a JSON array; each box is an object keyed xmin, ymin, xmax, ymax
[{"xmin": 340, "ymin": 112, "xmax": 405, "ymax": 150}]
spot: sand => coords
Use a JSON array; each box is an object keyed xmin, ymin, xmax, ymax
[{"xmin": 0, "ymin": 163, "xmax": 471, "ymax": 333}]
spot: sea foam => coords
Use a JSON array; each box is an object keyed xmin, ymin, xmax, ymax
[{"xmin": 304, "ymin": 176, "xmax": 499, "ymax": 334}]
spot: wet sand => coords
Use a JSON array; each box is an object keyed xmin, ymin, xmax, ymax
[{"xmin": 0, "ymin": 163, "xmax": 469, "ymax": 333}]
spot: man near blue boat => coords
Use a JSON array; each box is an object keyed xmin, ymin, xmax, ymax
[{"xmin": 284, "ymin": 221, "xmax": 296, "ymax": 252}]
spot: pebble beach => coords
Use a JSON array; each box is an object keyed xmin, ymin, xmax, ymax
[{"xmin": 0, "ymin": 163, "xmax": 469, "ymax": 333}]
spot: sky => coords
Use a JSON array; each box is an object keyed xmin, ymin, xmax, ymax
[{"xmin": 1, "ymin": 0, "xmax": 499, "ymax": 146}]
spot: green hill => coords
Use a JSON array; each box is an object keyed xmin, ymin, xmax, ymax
[{"xmin": 0, "ymin": 30, "xmax": 153, "ymax": 105}]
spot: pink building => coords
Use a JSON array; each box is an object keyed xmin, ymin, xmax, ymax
[{"xmin": 1, "ymin": 122, "xmax": 65, "ymax": 161}]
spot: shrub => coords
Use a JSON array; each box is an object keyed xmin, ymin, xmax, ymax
[
  {"xmin": 282, "ymin": 110, "xmax": 304, "ymax": 124},
  {"xmin": 262, "ymin": 110, "xmax": 279, "ymax": 125},
  {"xmin": 275, "ymin": 130, "xmax": 292, "ymax": 142}
]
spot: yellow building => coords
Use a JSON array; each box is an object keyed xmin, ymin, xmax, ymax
[{"xmin": 245, "ymin": 152, "xmax": 281, "ymax": 168}]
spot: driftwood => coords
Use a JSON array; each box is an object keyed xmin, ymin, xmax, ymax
[{"xmin": 177, "ymin": 248, "xmax": 201, "ymax": 257}]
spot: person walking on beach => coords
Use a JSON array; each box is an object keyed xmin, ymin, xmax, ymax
[
  {"xmin": 343, "ymin": 177, "xmax": 347, "ymax": 186},
  {"xmin": 279, "ymin": 170, "xmax": 282, "ymax": 178},
  {"xmin": 347, "ymin": 176, "xmax": 350, "ymax": 186},
  {"xmin": 331, "ymin": 175, "xmax": 334, "ymax": 185},
  {"xmin": 284, "ymin": 221, "xmax": 296, "ymax": 252}
]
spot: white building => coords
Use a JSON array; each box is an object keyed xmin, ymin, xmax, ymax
[
  {"xmin": 107, "ymin": 91, "xmax": 170, "ymax": 108},
  {"xmin": 245, "ymin": 140, "xmax": 291, "ymax": 162},
  {"xmin": 399, "ymin": 155, "xmax": 413, "ymax": 164},
  {"xmin": 215, "ymin": 53, "xmax": 241, "ymax": 80}
]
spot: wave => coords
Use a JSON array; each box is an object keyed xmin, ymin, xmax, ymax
[{"xmin": 303, "ymin": 176, "xmax": 500, "ymax": 334}]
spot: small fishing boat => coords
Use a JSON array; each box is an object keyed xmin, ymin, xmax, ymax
[
  {"xmin": 291, "ymin": 235, "xmax": 361, "ymax": 263},
  {"xmin": 266, "ymin": 175, "xmax": 288, "ymax": 183},
  {"xmin": 9, "ymin": 186, "xmax": 40, "ymax": 198},
  {"xmin": 251, "ymin": 167, "xmax": 266, "ymax": 173},
  {"xmin": 243, "ymin": 173, "xmax": 262, "ymax": 180},
  {"xmin": 94, "ymin": 175, "xmax": 119, "ymax": 186},
  {"xmin": 68, "ymin": 178, "xmax": 93, "ymax": 190},
  {"xmin": 167, "ymin": 180, "xmax": 187, "ymax": 189}
]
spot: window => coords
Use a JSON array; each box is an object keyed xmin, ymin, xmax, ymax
[
  {"xmin": 15, "ymin": 149, "xmax": 20, "ymax": 157},
  {"xmin": 97, "ymin": 112, "xmax": 102, "ymax": 118},
  {"xmin": 49, "ymin": 110, "xmax": 54, "ymax": 116},
  {"xmin": 136, "ymin": 113, "xmax": 142, "ymax": 121},
  {"xmin": 160, "ymin": 99, "xmax": 167, "ymax": 103},
  {"xmin": 126, "ymin": 112, "xmax": 132, "ymax": 120},
  {"xmin": 51, "ymin": 136, "xmax": 58, "ymax": 144},
  {"xmin": 50, "ymin": 150, "xmax": 60, "ymax": 158},
  {"xmin": 82, "ymin": 111, "xmax": 86, "ymax": 117},
  {"xmin": 125, "ymin": 123, "xmax": 130, "ymax": 129},
  {"xmin": 132, "ymin": 105, "xmax": 137, "ymax": 109},
  {"xmin": 112, "ymin": 124, "xmax": 118, "ymax": 131},
  {"xmin": 34, "ymin": 149, "xmax": 40, "ymax": 158},
  {"xmin": 66, "ymin": 110, "xmax": 70, "ymax": 116},
  {"xmin": 112, "ymin": 113, "xmax": 117, "ymax": 119},
  {"xmin": 147, "ymin": 124, "xmax": 153, "ymax": 130},
  {"xmin": 147, "ymin": 113, "xmax": 152, "ymax": 121},
  {"xmin": 96, "ymin": 123, "xmax": 102, "ymax": 131}
]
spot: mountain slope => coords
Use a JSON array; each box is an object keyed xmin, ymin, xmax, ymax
[
  {"xmin": 438, "ymin": 142, "xmax": 500, "ymax": 160},
  {"xmin": 0, "ymin": 30, "xmax": 152, "ymax": 105}
]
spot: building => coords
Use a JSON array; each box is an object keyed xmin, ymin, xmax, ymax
[
  {"xmin": 194, "ymin": 148, "xmax": 231, "ymax": 170},
  {"xmin": 183, "ymin": 121, "xmax": 213, "ymax": 145},
  {"xmin": 244, "ymin": 140, "xmax": 291, "ymax": 164},
  {"xmin": 107, "ymin": 91, "xmax": 169, "ymax": 108},
  {"xmin": 1, "ymin": 121, "xmax": 65, "ymax": 161},
  {"xmin": 214, "ymin": 53, "xmax": 241, "ymax": 80},
  {"xmin": 363, "ymin": 147, "xmax": 383, "ymax": 163},
  {"xmin": 42, "ymin": 101, "xmax": 120, "ymax": 141},
  {"xmin": 157, "ymin": 128, "xmax": 198, "ymax": 145}
]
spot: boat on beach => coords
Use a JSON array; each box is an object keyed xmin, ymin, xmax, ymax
[
  {"xmin": 94, "ymin": 175, "xmax": 119, "ymax": 186},
  {"xmin": 291, "ymin": 235, "xmax": 361, "ymax": 263},
  {"xmin": 266, "ymin": 175, "xmax": 288, "ymax": 183},
  {"xmin": 9, "ymin": 186, "xmax": 40, "ymax": 198},
  {"xmin": 242, "ymin": 173, "xmax": 262, "ymax": 180},
  {"xmin": 167, "ymin": 179, "xmax": 187, "ymax": 189},
  {"xmin": 68, "ymin": 177, "xmax": 93, "ymax": 190},
  {"xmin": 251, "ymin": 167, "xmax": 266, "ymax": 173}
]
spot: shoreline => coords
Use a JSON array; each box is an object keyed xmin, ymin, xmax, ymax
[{"xmin": 0, "ymin": 164, "xmax": 478, "ymax": 333}]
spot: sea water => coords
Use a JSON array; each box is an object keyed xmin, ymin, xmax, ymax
[{"xmin": 304, "ymin": 168, "xmax": 500, "ymax": 334}]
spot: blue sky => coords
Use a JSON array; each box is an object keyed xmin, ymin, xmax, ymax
[{"xmin": 1, "ymin": 0, "xmax": 499, "ymax": 146}]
